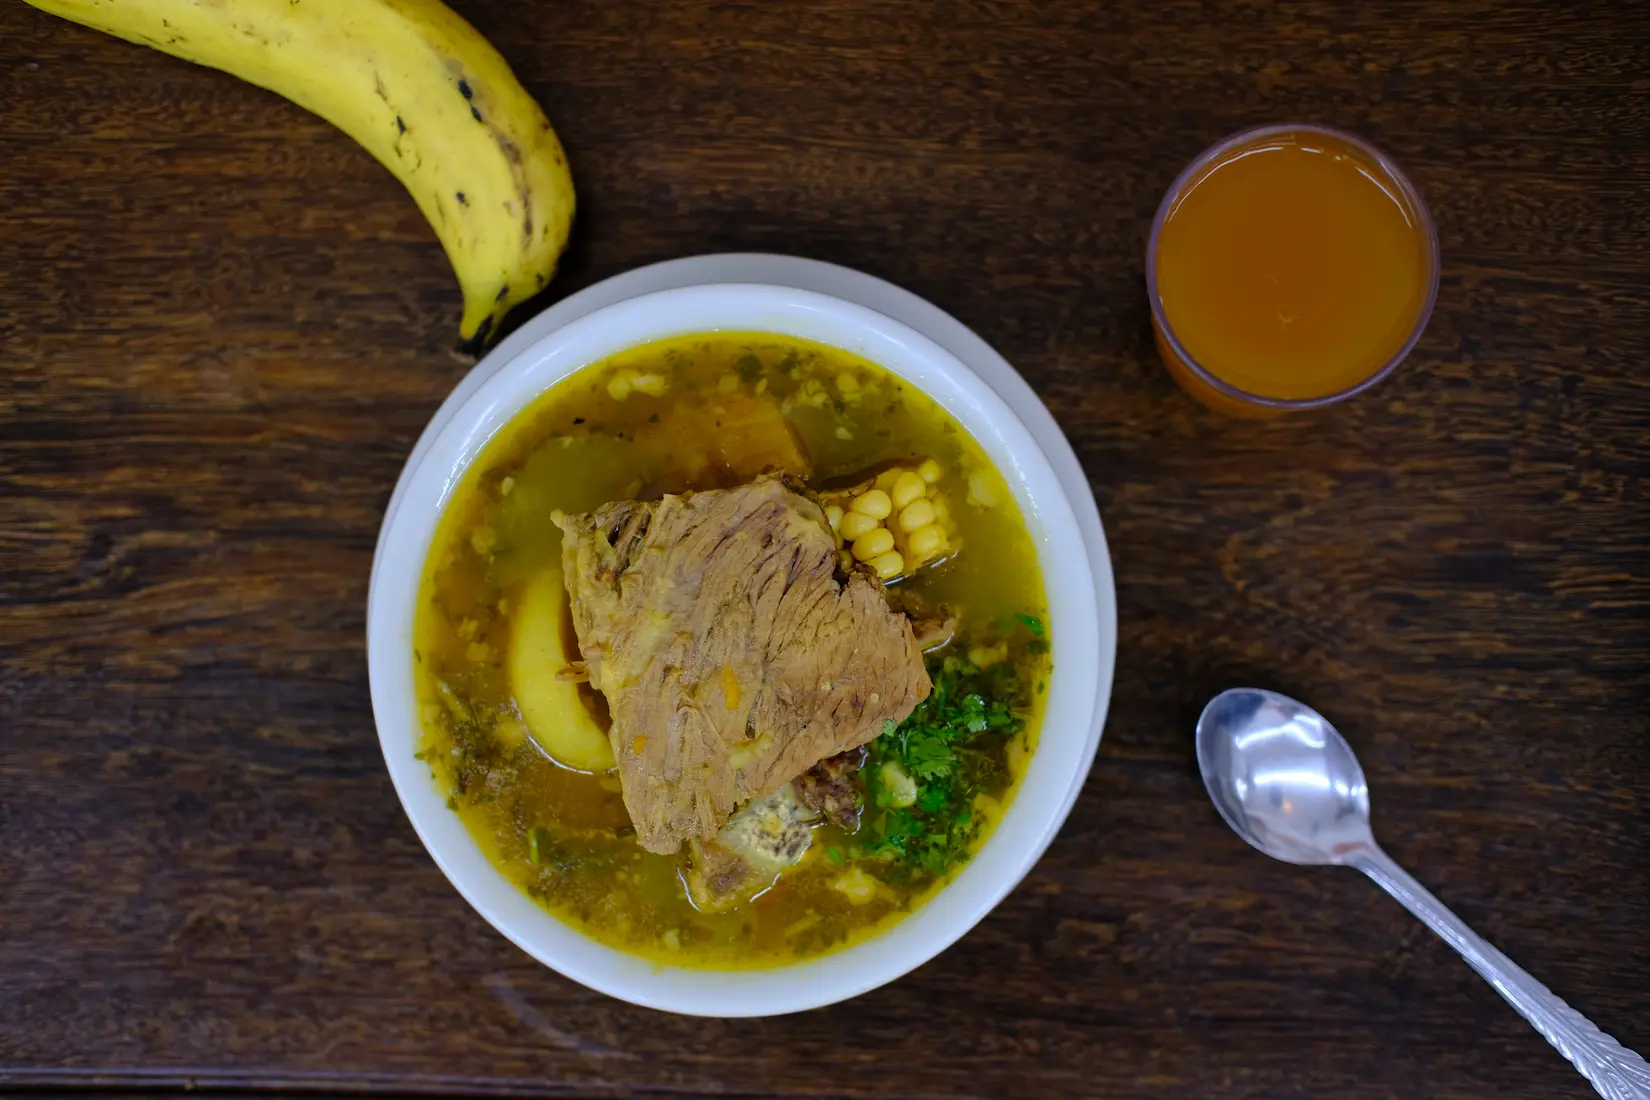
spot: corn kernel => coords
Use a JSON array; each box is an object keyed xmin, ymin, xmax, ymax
[
  {"xmin": 874, "ymin": 468, "xmax": 904, "ymax": 492},
  {"xmin": 931, "ymin": 497, "xmax": 950, "ymax": 523},
  {"xmin": 606, "ymin": 372, "xmax": 633, "ymax": 401},
  {"xmin": 870, "ymin": 550, "xmax": 905, "ymax": 580},
  {"xmin": 969, "ymin": 643, "xmax": 1008, "ymax": 669},
  {"xmin": 824, "ymin": 504, "xmax": 844, "ymax": 531},
  {"xmin": 897, "ymin": 499, "xmax": 936, "ymax": 533},
  {"xmin": 838, "ymin": 550, "xmax": 855, "ymax": 572},
  {"xmin": 631, "ymin": 371, "xmax": 667, "ymax": 397},
  {"xmin": 967, "ymin": 469, "xmax": 999, "ymax": 507},
  {"xmin": 839, "ymin": 511, "xmax": 879, "ymax": 541},
  {"xmin": 852, "ymin": 528, "xmax": 895, "ymax": 562},
  {"xmin": 833, "ymin": 865, "xmax": 880, "ymax": 904},
  {"xmin": 907, "ymin": 524, "xmax": 945, "ymax": 562},
  {"xmin": 850, "ymin": 489, "xmax": 892, "ymax": 519},
  {"xmin": 891, "ymin": 471, "xmax": 926, "ymax": 510},
  {"xmin": 918, "ymin": 458, "xmax": 944, "ymax": 484}
]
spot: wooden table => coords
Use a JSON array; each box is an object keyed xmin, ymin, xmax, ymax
[{"xmin": 3, "ymin": 2, "xmax": 1646, "ymax": 1097}]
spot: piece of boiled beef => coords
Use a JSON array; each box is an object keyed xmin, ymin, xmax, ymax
[{"xmin": 555, "ymin": 474, "xmax": 928, "ymax": 855}]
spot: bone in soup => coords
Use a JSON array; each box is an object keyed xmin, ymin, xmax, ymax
[{"xmin": 413, "ymin": 334, "xmax": 1050, "ymax": 967}]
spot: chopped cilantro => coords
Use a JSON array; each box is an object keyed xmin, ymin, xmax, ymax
[
  {"xmin": 1015, "ymin": 613, "xmax": 1045, "ymax": 637},
  {"xmin": 528, "ymin": 827, "xmax": 555, "ymax": 865},
  {"xmin": 905, "ymin": 736, "xmax": 954, "ymax": 780},
  {"xmin": 736, "ymin": 353, "xmax": 763, "ymax": 382},
  {"xmin": 858, "ymin": 652, "xmax": 1029, "ymax": 883}
]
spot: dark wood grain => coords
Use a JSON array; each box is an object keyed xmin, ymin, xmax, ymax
[{"xmin": 2, "ymin": 1, "xmax": 1647, "ymax": 1097}]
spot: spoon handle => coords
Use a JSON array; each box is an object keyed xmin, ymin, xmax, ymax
[{"xmin": 1349, "ymin": 845, "xmax": 1650, "ymax": 1100}]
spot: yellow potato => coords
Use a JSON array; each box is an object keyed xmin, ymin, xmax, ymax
[{"xmin": 509, "ymin": 566, "xmax": 615, "ymax": 771}]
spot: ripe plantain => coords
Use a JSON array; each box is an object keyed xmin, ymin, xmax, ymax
[{"xmin": 25, "ymin": 0, "xmax": 575, "ymax": 353}]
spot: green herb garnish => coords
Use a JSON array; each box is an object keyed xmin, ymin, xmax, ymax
[
  {"xmin": 859, "ymin": 652, "xmax": 1028, "ymax": 881},
  {"xmin": 1014, "ymin": 613, "xmax": 1045, "ymax": 637}
]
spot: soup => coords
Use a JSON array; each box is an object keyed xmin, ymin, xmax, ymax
[{"xmin": 412, "ymin": 334, "xmax": 1049, "ymax": 967}]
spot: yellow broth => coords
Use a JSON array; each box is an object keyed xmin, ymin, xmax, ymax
[{"xmin": 413, "ymin": 334, "xmax": 1050, "ymax": 967}]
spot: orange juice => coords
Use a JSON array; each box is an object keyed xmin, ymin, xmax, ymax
[{"xmin": 1149, "ymin": 126, "xmax": 1437, "ymax": 414}]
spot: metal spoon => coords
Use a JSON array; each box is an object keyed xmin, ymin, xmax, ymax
[{"xmin": 1196, "ymin": 687, "xmax": 1650, "ymax": 1099}]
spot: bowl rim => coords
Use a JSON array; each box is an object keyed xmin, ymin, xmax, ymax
[{"xmin": 367, "ymin": 278, "xmax": 1113, "ymax": 1015}]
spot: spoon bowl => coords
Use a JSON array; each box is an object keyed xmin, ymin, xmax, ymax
[{"xmin": 1195, "ymin": 687, "xmax": 1374, "ymax": 866}]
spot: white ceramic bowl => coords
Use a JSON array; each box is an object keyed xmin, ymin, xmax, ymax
[{"xmin": 367, "ymin": 280, "xmax": 1115, "ymax": 1015}]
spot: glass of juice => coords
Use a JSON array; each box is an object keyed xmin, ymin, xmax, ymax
[{"xmin": 1147, "ymin": 124, "xmax": 1439, "ymax": 416}]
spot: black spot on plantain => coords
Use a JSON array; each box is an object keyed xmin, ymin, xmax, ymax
[
  {"xmin": 457, "ymin": 314, "xmax": 495, "ymax": 357},
  {"xmin": 456, "ymin": 191, "xmax": 468, "ymax": 207},
  {"xmin": 458, "ymin": 79, "xmax": 473, "ymax": 99},
  {"xmin": 471, "ymin": 105, "xmax": 483, "ymax": 123},
  {"xmin": 396, "ymin": 116, "xmax": 406, "ymax": 134},
  {"xmin": 495, "ymin": 284, "xmax": 509, "ymax": 302}
]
